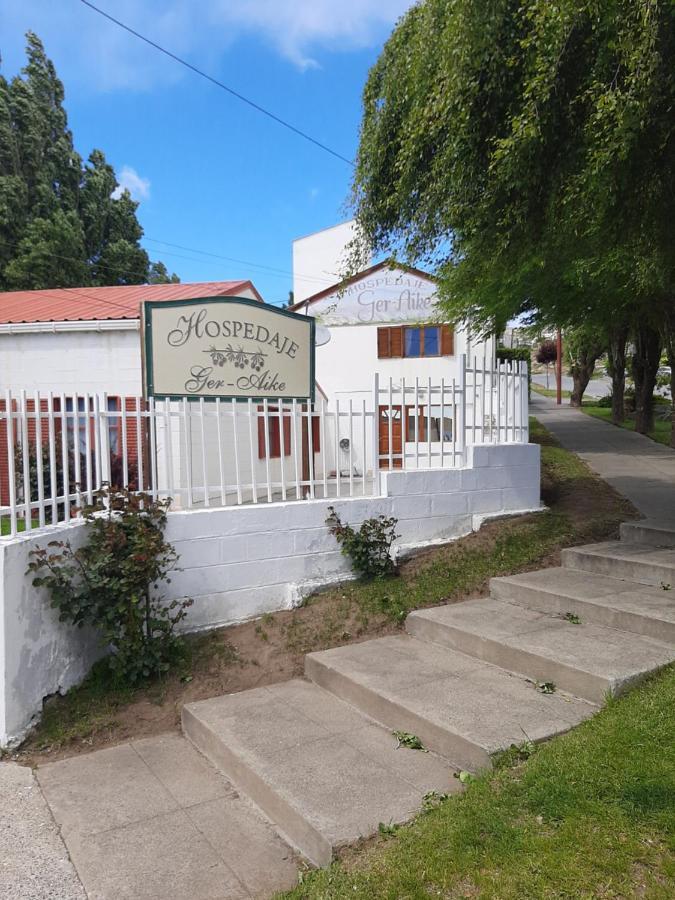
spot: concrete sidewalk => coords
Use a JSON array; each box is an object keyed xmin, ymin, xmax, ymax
[
  {"xmin": 531, "ymin": 393, "xmax": 675, "ymax": 521},
  {"xmin": 0, "ymin": 762, "xmax": 86, "ymax": 900}
]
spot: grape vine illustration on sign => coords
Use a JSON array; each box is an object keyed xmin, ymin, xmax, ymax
[{"xmin": 207, "ymin": 345, "xmax": 267, "ymax": 372}]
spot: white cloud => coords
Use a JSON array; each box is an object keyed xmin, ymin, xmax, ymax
[
  {"xmin": 113, "ymin": 166, "xmax": 151, "ymax": 201},
  {"xmin": 208, "ymin": 1, "xmax": 413, "ymax": 71},
  {"xmin": 1, "ymin": 1, "xmax": 413, "ymax": 91}
]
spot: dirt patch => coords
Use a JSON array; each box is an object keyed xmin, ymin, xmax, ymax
[{"xmin": 13, "ymin": 423, "xmax": 636, "ymax": 767}]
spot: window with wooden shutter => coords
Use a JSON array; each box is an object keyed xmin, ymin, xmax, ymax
[
  {"xmin": 389, "ymin": 326, "xmax": 404, "ymax": 357},
  {"xmin": 377, "ymin": 327, "xmax": 390, "ymax": 358},
  {"xmin": 377, "ymin": 326, "xmax": 404, "ymax": 359},
  {"xmin": 441, "ymin": 324, "xmax": 454, "ymax": 356}
]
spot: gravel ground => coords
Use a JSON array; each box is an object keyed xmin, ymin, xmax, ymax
[{"xmin": 0, "ymin": 762, "xmax": 86, "ymax": 900}]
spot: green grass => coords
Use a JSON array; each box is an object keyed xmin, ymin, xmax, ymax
[
  {"xmin": 0, "ymin": 517, "xmax": 31, "ymax": 536},
  {"xmin": 324, "ymin": 416, "xmax": 624, "ymax": 628},
  {"xmin": 583, "ymin": 405, "xmax": 672, "ymax": 448},
  {"xmin": 531, "ymin": 383, "xmax": 572, "ymax": 399},
  {"xmin": 283, "ymin": 666, "xmax": 675, "ymax": 899}
]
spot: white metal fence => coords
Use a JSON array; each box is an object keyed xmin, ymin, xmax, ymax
[{"xmin": 0, "ymin": 356, "xmax": 528, "ymax": 537}]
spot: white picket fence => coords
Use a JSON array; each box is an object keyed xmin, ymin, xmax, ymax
[{"xmin": 0, "ymin": 357, "xmax": 528, "ymax": 537}]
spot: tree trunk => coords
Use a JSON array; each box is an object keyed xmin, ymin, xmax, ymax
[
  {"xmin": 607, "ymin": 323, "xmax": 628, "ymax": 425},
  {"xmin": 570, "ymin": 360, "xmax": 596, "ymax": 407},
  {"xmin": 632, "ymin": 322, "xmax": 662, "ymax": 434}
]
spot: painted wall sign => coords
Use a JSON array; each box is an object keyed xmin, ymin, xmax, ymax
[
  {"xmin": 308, "ymin": 268, "xmax": 438, "ymax": 326},
  {"xmin": 142, "ymin": 296, "xmax": 315, "ymax": 400}
]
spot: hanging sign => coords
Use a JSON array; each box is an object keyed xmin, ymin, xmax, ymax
[{"xmin": 142, "ymin": 296, "xmax": 315, "ymax": 401}]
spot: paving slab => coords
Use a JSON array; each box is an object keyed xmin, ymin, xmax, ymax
[
  {"xmin": 307, "ymin": 634, "xmax": 597, "ymax": 771},
  {"xmin": 0, "ymin": 761, "xmax": 85, "ymax": 900},
  {"xmin": 531, "ymin": 393, "xmax": 675, "ymax": 520},
  {"xmin": 491, "ymin": 567, "xmax": 675, "ymax": 642},
  {"xmin": 183, "ymin": 679, "xmax": 459, "ymax": 867},
  {"xmin": 562, "ymin": 541, "xmax": 675, "ymax": 587},
  {"xmin": 38, "ymin": 734, "xmax": 299, "ymax": 899},
  {"xmin": 408, "ymin": 597, "xmax": 675, "ymax": 703}
]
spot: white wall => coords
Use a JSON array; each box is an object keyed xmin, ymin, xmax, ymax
[
  {"xmin": 0, "ymin": 442, "xmax": 540, "ymax": 746},
  {"xmin": 0, "ymin": 328, "xmax": 143, "ymax": 396},
  {"xmin": 293, "ymin": 221, "xmax": 371, "ymax": 304},
  {"xmin": 315, "ymin": 322, "xmax": 493, "ymax": 402},
  {"xmin": 0, "ymin": 522, "xmax": 103, "ymax": 747}
]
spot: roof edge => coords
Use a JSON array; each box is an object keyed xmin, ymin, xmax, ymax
[{"xmin": 288, "ymin": 260, "xmax": 436, "ymax": 312}]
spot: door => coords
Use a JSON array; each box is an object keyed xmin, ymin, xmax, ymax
[{"xmin": 379, "ymin": 406, "xmax": 427, "ymax": 468}]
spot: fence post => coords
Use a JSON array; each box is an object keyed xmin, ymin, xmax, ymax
[
  {"xmin": 19, "ymin": 390, "xmax": 32, "ymax": 531},
  {"xmin": 458, "ymin": 354, "xmax": 467, "ymax": 462},
  {"xmin": 4, "ymin": 390, "xmax": 17, "ymax": 537},
  {"xmin": 99, "ymin": 393, "xmax": 112, "ymax": 487},
  {"xmin": 372, "ymin": 373, "xmax": 380, "ymax": 495},
  {"xmin": 521, "ymin": 360, "xmax": 530, "ymax": 441}
]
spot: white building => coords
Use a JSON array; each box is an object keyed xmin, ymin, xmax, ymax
[
  {"xmin": 0, "ymin": 280, "xmax": 263, "ymax": 397},
  {"xmin": 290, "ymin": 224, "xmax": 496, "ymax": 473}
]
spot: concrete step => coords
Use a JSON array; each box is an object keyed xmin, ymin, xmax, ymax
[
  {"xmin": 561, "ymin": 541, "xmax": 675, "ymax": 587},
  {"xmin": 490, "ymin": 567, "xmax": 675, "ymax": 644},
  {"xmin": 305, "ymin": 634, "xmax": 597, "ymax": 771},
  {"xmin": 406, "ymin": 598, "xmax": 674, "ymax": 704},
  {"xmin": 620, "ymin": 519, "xmax": 675, "ymax": 548},
  {"xmin": 182, "ymin": 679, "xmax": 460, "ymax": 868}
]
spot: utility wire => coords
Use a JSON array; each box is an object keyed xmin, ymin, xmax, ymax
[
  {"xmin": 0, "ymin": 238, "xmax": 311, "ymax": 309},
  {"xmin": 79, "ymin": 0, "xmax": 355, "ymax": 168},
  {"xmin": 143, "ymin": 237, "xmax": 335, "ymax": 287}
]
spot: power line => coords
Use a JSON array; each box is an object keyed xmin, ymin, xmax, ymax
[
  {"xmin": 0, "ymin": 237, "xmax": 300, "ymax": 308},
  {"xmin": 79, "ymin": 0, "xmax": 355, "ymax": 168},
  {"xmin": 143, "ymin": 236, "xmax": 335, "ymax": 287}
]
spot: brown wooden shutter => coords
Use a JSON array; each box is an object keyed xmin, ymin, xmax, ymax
[
  {"xmin": 390, "ymin": 326, "xmax": 404, "ymax": 358},
  {"xmin": 441, "ymin": 324, "xmax": 454, "ymax": 356},
  {"xmin": 312, "ymin": 415, "xmax": 321, "ymax": 452},
  {"xmin": 377, "ymin": 327, "xmax": 390, "ymax": 358},
  {"xmin": 282, "ymin": 412, "xmax": 291, "ymax": 456},
  {"xmin": 257, "ymin": 405, "xmax": 266, "ymax": 459}
]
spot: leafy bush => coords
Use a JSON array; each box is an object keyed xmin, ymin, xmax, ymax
[
  {"xmin": 326, "ymin": 506, "xmax": 398, "ymax": 579},
  {"xmin": 28, "ymin": 486, "xmax": 192, "ymax": 682}
]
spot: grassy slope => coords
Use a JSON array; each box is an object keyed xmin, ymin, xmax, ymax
[
  {"xmin": 583, "ymin": 405, "xmax": 672, "ymax": 448},
  {"xmin": 283, "ymin": 666, "xmax": 675, "ymax": 899}
]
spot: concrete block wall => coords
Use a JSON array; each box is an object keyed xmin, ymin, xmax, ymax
[
  {"xmin": 0, "ymin": 522, "xmax": 104, "ymax": 746},
  {"xmin": 0, "ymin": 442, "xmax": 540, "ymax": 746}
]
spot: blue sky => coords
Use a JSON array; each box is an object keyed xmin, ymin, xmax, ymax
[{"xmin": 1, "ymin": 1, "xmax": 412, "ymax": 305}]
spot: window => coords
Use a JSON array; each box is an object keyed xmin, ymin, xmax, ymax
[
  {"xmin": 377, "ymin": 324, "xmax": 454, "ymax": 358},
  {"xmin": 258, "ymin": 406, "xmax": 291, "ymax": 459},
  {"xmin": 404, "ymin": 325, "xmax": 440, "ymax": 357},
  {"xmin": 64, "ymin": 396, "xmax": 121, "ymax": 455},
  {"xmin": 257, "ymin": 407, "xmax": 320, "ymax": 459}
]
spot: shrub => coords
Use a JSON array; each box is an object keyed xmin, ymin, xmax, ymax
[
  {"xmin": 28, "ymin": 486, "xmax": 192, "ymax": 683},
  {"xmin": 326, "ymin": 506, "xmax": 398, "ymax": 579},
  {"xmin": 497, "ymin": 345, "xmax": 531, "ymax": 394}
]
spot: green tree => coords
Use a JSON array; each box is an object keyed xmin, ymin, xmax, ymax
[
  {"xmin": 148, "ymin": 261, "xmax": 180, "ymax": 284},
  {"xmin": 0, "ymin": 32, "xmax": 174, "ymax": 291},
  {"xmin": 351, "ymin": 0, "xmax": 675, "ymax": 436},
  {"xmin": 566, "ymin": 325, "xmax": 605, "ymax": 408},
  {"xmin": 4, "ymin": 210, "xmax": 88, "ymax": 289}
]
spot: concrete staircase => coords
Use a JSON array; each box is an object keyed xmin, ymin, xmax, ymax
[{"xmin": 183, "ymin": 521, "xmax": 675, "ymax": 868}]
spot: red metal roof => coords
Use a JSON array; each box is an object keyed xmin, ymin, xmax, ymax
[{"xmin": 0, "ymin": 280, "xmax": 264, "ymax": 325}]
